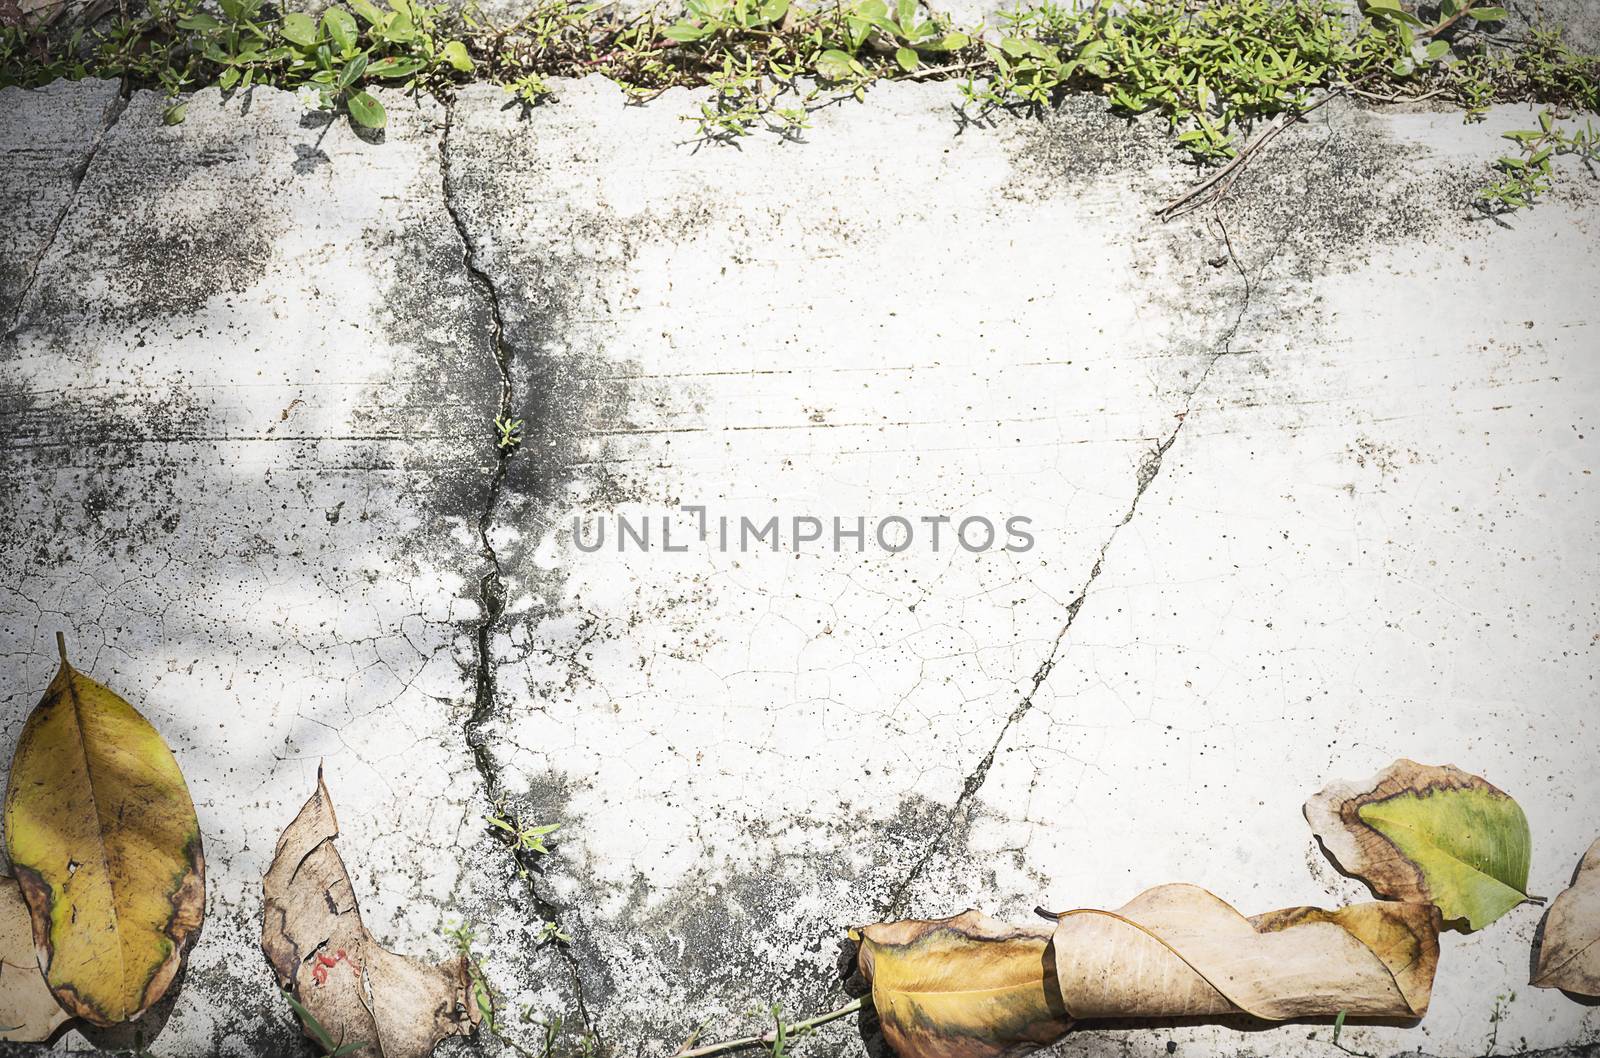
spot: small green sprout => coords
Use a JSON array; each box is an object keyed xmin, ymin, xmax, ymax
[
  {"xmin": 495, "ymin": 415, "xmax": 525, "ymax": 449},
  {"xmin": 488, "ymin": 808, "xmax": 559, "ymax": 854}
]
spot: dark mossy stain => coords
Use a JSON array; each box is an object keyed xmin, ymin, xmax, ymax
[
  {"xmin": 31, "ymin": 160, "xmax": 283, "ymax": 324},
  {"xmin": 1007, "ymin": 94, "xmax": 1491, "ymax": 280},
  {"xmin": 1002, "ymin": 92, "xmax": 1179, "ymax": 201},
  {"xmin": 506, "ymin": 789, "xmax": 1044, "ymax": 1052},
  {"xmin": 1210, "ymin": 100, "xmax": 1487, "ymax": 278},
  {"xmin": 359, "ymin": 199, "xmax": 502, "ymax": 536},
  {"xmin": 0, "ymin": 379, "xmax": 205, "ymax": 571}
]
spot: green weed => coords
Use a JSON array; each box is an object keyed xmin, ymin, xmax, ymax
[
  {"xmin": 2, "ymin": 0, "xmax": 1596, "ymax": 207},
  {"xmin": 494, "ymin": 414, "xmax": 525, "ymax": 449},
  {"xmin": 1478, "ymin": 109, "xmax": 1600, "ymax": 213}
]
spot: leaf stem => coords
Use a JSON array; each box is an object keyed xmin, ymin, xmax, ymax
[
  {"xmin": 674, "ymin": 997, "xmax": 865, "ymax": 1058},
  {"xmin": 56, "ymin": 630, "xmax": 67, "ymax": 664}
]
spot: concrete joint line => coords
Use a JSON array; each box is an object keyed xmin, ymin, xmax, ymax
[{"xmin": 4, "ymin": 89, "xmax": 129, "ymax": 342}]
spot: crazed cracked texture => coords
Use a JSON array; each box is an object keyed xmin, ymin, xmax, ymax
[{"xmin": 0, "ymin": 62, "xmax": 1596, "ymax": 1058}]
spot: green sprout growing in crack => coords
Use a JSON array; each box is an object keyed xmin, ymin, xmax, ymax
[
  {"xmin": 538, "ymin": 919, "xmax": 573, "ymax": 944},
  {"xmin": 495, "ymin": 414, "xmax": 525, "ymax": 450},
  {"xmin": 489, "ymin": 809, "xmax": 560, "ymax": 855},
  {"xmin": 1477, "ymin": 110, "xmax": 1600, "ymax": 215},
  {"xmin": 449, "ymin": 921, "xmax": 592, "ymax": 1058}
]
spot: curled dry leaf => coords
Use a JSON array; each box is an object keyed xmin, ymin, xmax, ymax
[
  {"xmin": 1, "ymin": 875, "xmax": 70, "ymax": 1042},
  {"xmin": 1304, "ymin": 758, "xmax": 1531, "ymax": 931},
  {"xmin": 854, "ymin": 887, "xmax": 1438, "ymax": 1058},
  {"xmin": 261, "ymin": 771, "xmax": 478, "ymax": 1058},
  {"xmin": 1532, "ymin": 838, "xmax": 1600, "ymax": 996},
  {"xmin": 854, "ymin": 910, "xmax": 1069, "ymax": 1058},
  {"xmin": 1, "ymin": 636, "xmax": 205, "ymax": 1026},
  {"xmin": 1051, "ymin": 884, "xmax": 1439, "ymax": 1021}
]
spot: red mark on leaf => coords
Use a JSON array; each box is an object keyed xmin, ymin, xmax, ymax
[{"xmin": 311, "ymin": 948, "xmax": 361, "ymax": 986}]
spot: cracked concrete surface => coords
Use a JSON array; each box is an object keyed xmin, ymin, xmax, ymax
[{"xmin": 1, "ymin": 58, "xmax": 1598, "ymax": 1058}]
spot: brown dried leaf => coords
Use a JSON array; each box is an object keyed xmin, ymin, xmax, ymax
[
  {"xmin": 1532, "ymin": 838, "xmax": 1600, "ymax": 996},
  {"xmin": 0, "ymin": 875, "xmax": 69, "ymax": 1042},
  {"xmin": 1051, "ymin": 884, "xmax": 1438, "ymax": 1021},
  {"xmin": 854, "ymin": 910, "xmax": 1070, "ymax": 1058},
  {"xmin": 261, "ymin": 771, "xmax": 478, "ymax": 1057}
]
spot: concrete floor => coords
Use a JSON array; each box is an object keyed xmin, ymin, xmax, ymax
[{"xmin": 1, "ymin": 61, "xmax": 1597, "ymax": 1058}]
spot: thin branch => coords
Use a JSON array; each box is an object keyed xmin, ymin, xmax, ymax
[
  {"xmin": 674, "ymin": 998, "xmax": 865, "ymax": 1058},
  {"xmin": 893, "ymin": 59, "xmax": 984, "ymax": 81},
  {"xmin": 1347, "ymin": 86, "xmax": 1449, "ymax": 103},
  {"xmin": 1156, "ymin": 86, "xmax": 1345, "ymax": 222}
]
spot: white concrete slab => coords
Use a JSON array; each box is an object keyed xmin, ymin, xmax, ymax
[{"xmin": 0, "ymin": 68, "xmax": 1595, "ymax": 1058}]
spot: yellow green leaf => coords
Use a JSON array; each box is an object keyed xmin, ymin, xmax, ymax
[
  {"xmin": 853, "ymin": 910, "xmax": 1069, "ymax": 1058},
  {"xmin": 1305, "ymin": 758, "xmax": 1531, "ymax": 931},
  {"xmin": 441, "ymin": 40, "xmax": 474, "ymax": 73},
  {"xmin": 2, "ymin": 635, "xmax": 205, "ymax": 1027}
]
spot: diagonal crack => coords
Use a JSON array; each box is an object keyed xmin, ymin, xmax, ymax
[
  {"xmin": 4, "ymin": 88, "xmax": 128, "ymax": 342},
  {"xmin": 439, "ymin": 97, "xmax": 601, "ymax": 1046},
  {"xmin": 881, "ymin": 214, "xmax": 1259, "ymax": 919}
]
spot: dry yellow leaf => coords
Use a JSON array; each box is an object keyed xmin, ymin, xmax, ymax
[
  {"xmin": 1, "ymin": 875, "xmax": 70, "ymax": 1042},
  {"xmin": 1050, "ymin": 884, "xmax": 1439, "ymax": 1021},
  {"xmin": 850, "ymin": 885, "xmax": 1443, "ymax": 1058},
  {"xmin": 262, "ymin": 770, "xmax": 478, "ymax": 1057},
  {"xmin": 2, "ymin": 635, "xmax": 205, "ymax": 1027},
  {"xmin": 1532, "ymin": 838, "xmax": 1600, "ymax": 996},
  {"xmin": 854, "ymin": 910, "xmax": 1069, "ymax": 1058}
]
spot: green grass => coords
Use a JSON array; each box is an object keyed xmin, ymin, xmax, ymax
[{"xmin": 2, "ymin": 0, "xmax": 1597, "ymax": 208}]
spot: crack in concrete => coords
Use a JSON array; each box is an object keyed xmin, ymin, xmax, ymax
[
  {"xmin": 439, "ymin": 98, "xmax": 601, "ymax": 1046},
  {"xmin": 881, "ymin": 216, "xmax": 1257, "ymax": 919},
  {"xmin": 4, "ymin": 89, "xmax": 128, "ymax": 342}
]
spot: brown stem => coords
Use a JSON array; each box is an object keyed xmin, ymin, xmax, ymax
[
  {"xmin": 56, "ymin": 630, "xmax": 67, "ymax": 664},
  {"xmin": 674, "ymin": 997, "xmax": 865, "ymax": 1058},
  {"xmin": 1156, "ymin": 85, "xmax": 1348, "ymax": 221}
]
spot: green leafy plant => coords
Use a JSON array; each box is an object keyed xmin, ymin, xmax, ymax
[
  {"xmin": 495, "ymin": 414, "xmax": 525, "ymax": 449},
  {"xmin": 4, "ymin": 0, "xmax": 474, "ymax": 128},
  {"xmin": 1478, "ymin": 109, "xmax": 1600, "ymax": 213},
  {"xmin": 447, "ymin": 922, "xmax": 590, "ymax": 1057},
  {"xmin": 489, "ymin": 808, "xmax": 559, "ymax": 854},
  {"xmin": 2, "ymin": 0, "xmax": 1595, "ymax": 205}
]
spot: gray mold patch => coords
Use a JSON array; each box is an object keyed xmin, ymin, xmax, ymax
[
  {"xmin": 539, "ymin": 791, "xmax": 1042, "ymax": 1054},
  {"xmin": 27, "ymin": 99, "xmax": 290, "ymax": 325},
  {"xmin": 1002, "ymin": 92, "xmax": 1184, "ymax": 201},
  {"xmin": 362, "ymin": 183, "xmax": 504, "ymax": 535},
  {"xmin": 1212, "ymin": 99, "xmax": 1492, "ymax": 278},
  {"xmin": 0, "ymin": 378, "xmax": 207, "ymax": 569},
  {"xmin": 0, "ymin": 79, "xmax": 124, "ymax": 323}
]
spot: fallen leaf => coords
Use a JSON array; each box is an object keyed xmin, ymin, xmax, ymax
[
  {"xmin": 1249, "ymin": 901, "xmax": 1439, "ymax": 1016},
  {"xmin": 1304, "ymin": 758, "xmax": 1531, "ymax": 930},
  {"xmin": 261, "ymin": 770, "xmax": 478, "ymax": 1058},
  {"xmin": 854, "ymin": 910, "xmax": 1069, "ymax": 1058},
  {"xmin": 1532, "ymin": 837, "xmax": 1600, "ymax": 996},
  {"xmin": 2, "ymin": 635, "xmax": 205, "ymax": 1026},
  {"xmin": 0, "ymin": 875, "xmax": 70, "ymax": 1042},
  {"xmin": 853, "ymin": 886, "xmax": 1441, "ymax": 1058},
  {"xmin": 1051, "ymin": 884, "xmax": 1438, "ymax": 1020}
]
